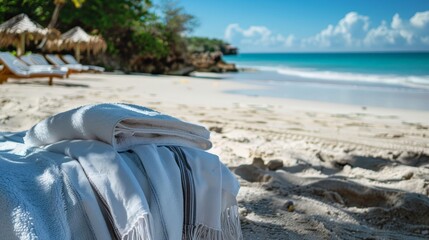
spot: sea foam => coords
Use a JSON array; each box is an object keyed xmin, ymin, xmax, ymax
[{"xmin": 247, "ymin": 65, "xmax": 429, "ymax": 90}]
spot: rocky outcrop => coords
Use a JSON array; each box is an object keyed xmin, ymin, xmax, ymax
[
  {"xmin": 85, "ymin": 50, "xmax": 237, "ymax": 75},
  {"xmin": 222, "ymin": 44, "xmax": 238, "ymax": 55},
  {"xmin": 127, "ymin": 55, "xmax": 195, "ymax": 75},
  {"xmin": 126, "ymin": 51, "xmax": 237, "ymax": 75},
  {"xmin": 190, "ymin": 51, "xmax": 238, "ymax": 73}
]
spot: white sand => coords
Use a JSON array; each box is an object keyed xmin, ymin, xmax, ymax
[{"xmin": 1, "ymin": 73, "xmax": 429, "ymax": 239}]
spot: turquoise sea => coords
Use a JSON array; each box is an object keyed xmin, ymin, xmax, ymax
[{"xmin": 223, "ymin": 52, "xmax": 429, "ymax": 111}]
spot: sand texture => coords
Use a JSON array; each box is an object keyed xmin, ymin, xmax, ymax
[{"xmin": 1, "ymin": 74, "xmax": 429, "ymax": 239}]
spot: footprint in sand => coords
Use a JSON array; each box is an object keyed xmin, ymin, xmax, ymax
[{"xmin": 307, "ymin": 178, "xmax": 429, "ymax": 229}]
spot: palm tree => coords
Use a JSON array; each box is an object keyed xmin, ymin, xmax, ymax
[
  {"xmin": 48, "ymin": 0, "xmax": 85, "ymax": 28},
  {"xmin": 38, "ymin": 0, "xmax": 85, "ymax": 48}
]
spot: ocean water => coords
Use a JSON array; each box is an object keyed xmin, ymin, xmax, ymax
[{"xmin": 223, "ymin": 53, "xmax": 429, "ymax": 111}]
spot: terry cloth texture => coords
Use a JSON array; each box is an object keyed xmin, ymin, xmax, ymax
[{"xmin": 0, "ymin": 132, "xmax": 111, "ymax": 240}]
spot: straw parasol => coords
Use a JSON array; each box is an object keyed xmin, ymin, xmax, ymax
[
  {"xmin": 46, "ymin": 26, "xmax": 106, "ymax": 62},
  {"xmin": 0, "ymin": 13, "xmax": 56, "ymax": 56}
]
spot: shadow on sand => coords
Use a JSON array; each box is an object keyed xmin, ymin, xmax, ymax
[
  {"xmin": 234, "ymin": 151, "xmax": 429, "ymax": 239},
  {"xmin": 7, "ymin": 80, "xmax": 89, "ymax": 88}
]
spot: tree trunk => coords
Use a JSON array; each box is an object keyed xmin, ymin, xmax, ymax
[
  {"xmin": 38, "ymin": 3, "xmax": 63, "ymax": 49},
  {"xmin": 48, "ymin": 3, "xmax": 64, "ymax": 28}
]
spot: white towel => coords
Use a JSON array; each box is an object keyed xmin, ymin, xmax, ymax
[
  {"xmin": 0, "ymin": 132, "xmax": 111, "ymax": 240},
  {"xmin": 18, "ymin": 103, "xmax": 242, "ymax": 239},
  {"xmin": 24, "ymin": 103, "xmax": 212, "ymax": 151},
  {"xmin": 44, "ymin": 141, "xmax": 242, "ymax": 240},
  {"xmin": 45, "ymin": 140, "xmax": 153, "ymax": 240},
  {"xmin": 131, "ymin": 145, "xmax": 242, "ymax": 239}
]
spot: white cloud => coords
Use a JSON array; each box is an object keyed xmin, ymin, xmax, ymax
[
  {"xmin": 363, "ymin": 12, "xmax": 429, "ymax": 48},
  {"xmin": 410, "ymin": 11, "xmax": 429, "ymax": 28},
  {"xmin": 225, "ymin": 24, "xmax": 272, "ymax": 44},
  {"xmin": 303, "ymin": 11, "xmax": 429, "ymax": 50},
  {"xmin": 391, "ymin": 13, "xmax": 402, "ymax": 29},
  {"xmin": 422, "ymin": 36, "xmax": 429, "ymax": 44},
  {"xmin": 304, "ymin": 12, "xmax": 377, "ymax": 48},
  {"xmin": 275, "ymin": 34, "xmax": 295, "ymax": 47},
  {"xmin": 225, "ymin": 11, "xmax": 429, "ymax": 52},
  {"xmin": 365, "ymin": 21, "xmax": 406, "ymax": 47},
  {"xmin": 224, "ymin": 23, "xmax": 295, "ymax": 50}
]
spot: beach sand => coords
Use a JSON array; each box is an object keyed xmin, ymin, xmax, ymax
[{"xmin": 1, "ymin": 73, "xmax": 429, "ymax": 239}]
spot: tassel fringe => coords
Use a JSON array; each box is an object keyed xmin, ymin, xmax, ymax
[
  {"xmin": 121, "ymin": 207, "xmax": 242, "ymax": 240},
  {"xmin": 183, "ymin": 205, "xmax": 243, "ymax": 240},
  {"xmin": 221, "ymin": 205, "xmax": 243, "ymax": 240},
  {"xmin": 122, "ymin": 214, "xmax": 153, "ymax": 240}
]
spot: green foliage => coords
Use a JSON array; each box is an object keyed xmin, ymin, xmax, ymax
[
  {"xmin": 162, "ymin": 1, "xmax": 198, "ymax": 35},
  {"xmin": 186, "ymin": 37, "xmax": 230, "ymax": 53},
  {"xmin": 70, "ymin": 0, "xmax": 85, "ymax": 8},
  {"xmin": 0, "ymin": 0, "xmax": 202, "ymax": 72},
  {"xmin": 0, "ymin": 0, "xmax": 53, "ymax": 24},
  {"xmin": 59, "ymin": 0, "xmax": 153, "ymax": 34},
  {"xmin": 132, "ymin": 31, "xmax": 169, "ymax": 58},
  {"xmin": 159, "ymin": 1, "xmax": 198, "ymax": 57}
]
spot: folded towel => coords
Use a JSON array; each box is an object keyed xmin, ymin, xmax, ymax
[
  {"xmin": 24, "ymin": 103, "xmax": 212, "ymax": 151},
  {"xmin": 16, "ymin": 103, "xmax": 242, "ymax": 239}
]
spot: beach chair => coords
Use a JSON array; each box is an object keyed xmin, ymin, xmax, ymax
[
  {"xmin": 19, "ymin": 55, "xmax": 37, "ymax": 66},
  {"xmin": 45, "ymin": 54, "xmax": 89, "ymax": 73},
  {"xmin": 62, "ymin": 54, "xmax": 104, "ymax": 73},
  {"xmin": 21, "ymin": 54, "xmax": 71, "ymax": 78},
  {"xmin": 24, "ymin": 54, "xmax": 51, "ymax": 66},
  {"xmin": 0, "ymin": 52, "xmax": 67, "ymax": 85}
]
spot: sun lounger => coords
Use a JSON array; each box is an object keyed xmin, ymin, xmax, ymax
[
  {"xmin": 24, "ymin": 53, "xmax": 51, "ymax": 65},
  {"xmin": 19, "ymin": 55, "xmax": 36, "ymax": 66},
  {"xmin": 21, "ymin": 54, "xmax": 71, "ymax": 77},
  {"xmin": 45, "ymin": 54, "xmax": 89, "ymax": 73},
  {"xmin": 62, "ymin": 54, "xmax": 104, "ymax": 73},
  {"xmin": 0, "ymin": 52, "xmax": 67, "ymax": 85},
  {"xmin": 31, "ymin": 53, "xmax": 82, "ymax": 75}
]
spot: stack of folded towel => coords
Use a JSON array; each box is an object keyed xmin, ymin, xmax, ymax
[{"xmin": 0, "ymin": 103, "xmax": 242, "ymax": 240}]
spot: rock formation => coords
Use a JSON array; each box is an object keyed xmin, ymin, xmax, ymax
[{"xmin": 189, "ymin": 51, "xmax": 238, "ymax": 73}]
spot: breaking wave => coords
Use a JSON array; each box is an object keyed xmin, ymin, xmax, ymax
[{"xmin": 246, "ymin": 65, "xmax": 429, "ymax": 89}]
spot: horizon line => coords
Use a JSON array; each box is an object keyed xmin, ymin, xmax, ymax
[{"xmin": 233, "ymin": 50, "xmax": 429, "ymax": 54}]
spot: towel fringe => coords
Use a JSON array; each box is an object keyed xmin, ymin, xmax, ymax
[
  {"xmin": 122, "ymin": 214, "xmax": 153, "ymax": 240},
  {"xmin": 183, "ymin": 205, "xmax": 243, "ymax": 240},
  {"xmin": 221, "ymin": 205, "xmax": 243, "ymax": 240}
]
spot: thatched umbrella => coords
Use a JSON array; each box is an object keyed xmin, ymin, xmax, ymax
[
  {"xmin": 46, "ymin": 26, "xmax": 106, "ymax": 62},
  {"xmin": 0, "ymin": 13, "xmax": 55, "ymax": 56}
]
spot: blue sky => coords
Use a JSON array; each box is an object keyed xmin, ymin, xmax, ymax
[{"xmin": 155, "ymin": 0, "xmax": 429, "ymax": 52}]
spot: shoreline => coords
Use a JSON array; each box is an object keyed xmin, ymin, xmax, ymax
[
  {"xmin": 204, "ymin": 68, "xmax": 429, "ymax": 111},
  {"xmin": 1, "ymin": 73, "xmax": 429, "ymax": 127},
  {"xmin": 1, "ymin": 73, "xmax": 429, "ymax": 239}
]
